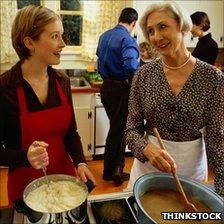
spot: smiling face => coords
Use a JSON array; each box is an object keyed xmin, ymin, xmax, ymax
[
  {"xmin": 30, "ymin": 19, "xmax": 65, "ymax": 66},
  {"xmin": 146, "ymin": 10, "xmax": 184, "ymax": 57}
]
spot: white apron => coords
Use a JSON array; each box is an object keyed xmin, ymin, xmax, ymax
[{"xmin": 127, "ymin": 135, "xmax": 208, "ymax": 190}]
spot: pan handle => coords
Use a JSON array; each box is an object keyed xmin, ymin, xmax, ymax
[
  {"xmin": 85, "ymin": 179, "xmax": 96, "ymax": 193},
  {"xmin": 13, "ymin": 199, "xmax": 29, "ymax": 215}
]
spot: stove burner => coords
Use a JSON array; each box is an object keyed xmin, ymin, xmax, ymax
[
  {"xmin": 13, "ymin": 199, "xmax": 43, "ymax": 223},
  {"xmin": 65, "ymin": 205, "xmax": 90, "ymax": 224},
  {"xmin": 12, "ymin": 192, "xmax": 136, "ymax": 224},
  {"xmin": 14, "ymin": 198, "xmax": 90, "ymax": 224},
  {"xmin": 91, "ymin": 197, "xmax": 137, "ymax": 224},
  {"xmin": 24, "ymin": 211, "xmax": 90, "ymax": 224}
]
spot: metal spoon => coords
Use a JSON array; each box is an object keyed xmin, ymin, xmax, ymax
[
  {"xmin": 42, "ymin": 166, "xmax": 50, "ymax": 187},
  {"xmin": 152, "ymin": 128, "xmax": 198, "ymax": 212},
  {"xmin": 42, "ymin": 167, "xmax": 56, "ymax": 203}
]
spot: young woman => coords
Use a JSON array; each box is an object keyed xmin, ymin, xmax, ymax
[
  {"xmin": 126, "ymin": 2, "xmax": 224, "ymax": 198},
  {"xmin": 0, "ymin": 5, "xmax": 96, "ymax": 205}
]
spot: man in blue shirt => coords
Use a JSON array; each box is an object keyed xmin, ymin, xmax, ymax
[{"xmin": 96, "ymin": 7, "xmax": 139, "ymax": 186}]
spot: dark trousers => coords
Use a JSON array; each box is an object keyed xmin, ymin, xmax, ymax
[{"xmin": 100, "ymin": 80, "xmax": 130, "ymax": 178}]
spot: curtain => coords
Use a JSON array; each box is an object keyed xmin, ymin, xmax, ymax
[
  {"xmin": 0, "ymin": 1, "xmax": 18, "ymax": 64},
  {"xmin": 81, "ymin": 1, "xmax": 126, "ymax": 61}
]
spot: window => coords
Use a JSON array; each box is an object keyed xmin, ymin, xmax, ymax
[
  {"xmin": 17, "ymin": 0, "xmax": 40, "ymax": 9},
  {"xmin": 58, "ymin": 0, "xmax": 83, "ymax": 49},
  {"xmin": 16, "ymin": 0, "xmax": 83, "ymax": 51}
]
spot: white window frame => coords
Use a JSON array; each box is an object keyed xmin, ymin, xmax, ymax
[{"xmin": 55, "ymin": 1, "xmax": 83, "ymax": 53}]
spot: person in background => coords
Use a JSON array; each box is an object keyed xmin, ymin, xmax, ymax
[
  {"xmin": 139, "ymin": 41, "xmax": 158, "ymax": 66},
  {"xmin": 0, "ymin": 5, "xmax": 96, "ymax": 205},
  {"xmin": 190, "ymin": 11, "xmax": 218, "ymax": 65},
  {"xmin": 126, "ymin": 2, "xmax": 224, "ymax": 198},
  {"xmin": 96, "ymin": 8, "xmax": 139, "ymax": 186}
]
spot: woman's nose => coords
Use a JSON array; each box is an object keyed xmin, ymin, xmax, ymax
[
  {"xmin": 59, "ymin": 36, "xmax": 66, "ymax": 48},
  {"xmin": 154, "ymin": 30, "xmax": 162, "ymax": 41}
]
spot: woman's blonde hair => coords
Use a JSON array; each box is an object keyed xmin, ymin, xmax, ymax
[
  {"xmin": 11, "ymin": 5, "xmax": 60, "ymax": 61},
  {"xmin": 140, "ymin": 1, "xmax": 192, "ymax": 40},
  {"xmin": 139, "ymin": 41, "xmax": 158, "ymax": 59}
]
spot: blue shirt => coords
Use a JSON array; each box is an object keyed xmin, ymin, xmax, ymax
[{"xmin": 96, "ymin": 24, "xmax": 139, "ymax": 80}]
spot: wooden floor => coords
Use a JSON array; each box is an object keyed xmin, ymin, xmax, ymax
[{"xmin": 0, "ymin": 156, "xmax": 214, "ymax": 207}]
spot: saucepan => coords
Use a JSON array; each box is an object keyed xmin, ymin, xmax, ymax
[
  {"xmin": 13, "ymin": 174, "xmax": 95, "ymax": 224},
  {"xmin": 133, "ymin": 173, "xmax": 224, "ymax": 224}
]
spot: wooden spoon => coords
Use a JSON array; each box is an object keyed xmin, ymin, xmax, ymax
[{"xmin": 152, "ymin": 128, "xmax": 198, "ymax": 212}]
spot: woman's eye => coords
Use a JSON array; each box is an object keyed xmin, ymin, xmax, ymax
[
  {"xmin": 160, "ymin": 24, "xmax": 167, "ymax": 29},
  {"xmin": 51, "ymin": 34, "xmax": 59, "ymax": 39},
  {"xmin": 148, "ymin": 28, "xmax": 154, "ymax": 35}
]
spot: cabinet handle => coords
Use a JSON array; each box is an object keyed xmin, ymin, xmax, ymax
[
  {"xmin": 220, "ymin": 36, "xmax": 223, "ymax": 42},
  {"xmin": 88, "ymin": 112, "xmax": 92, "ymax": 119}
]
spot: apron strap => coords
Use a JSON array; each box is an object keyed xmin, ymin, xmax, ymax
[
  {"xmin": 55, "ymin": 79, "xmax": 67, "ymax": 105},
  {"xmin": 17, "ymin": 87, "xmax": 28, "ymax": 115}
]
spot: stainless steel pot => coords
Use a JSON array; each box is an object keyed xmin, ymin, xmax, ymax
[
  {"xmin": 13, "ymin": 174, "xmax": 95, "ymax": 224},
  {"xmin": 133, "ymin": 173, "xmax": 224, "ymax": 224}
]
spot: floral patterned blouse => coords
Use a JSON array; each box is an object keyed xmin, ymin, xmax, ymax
[{"xmin": 126, "ymin": 58, "xmax": 224, "ymax": 197}]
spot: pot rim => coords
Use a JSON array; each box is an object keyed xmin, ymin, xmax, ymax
[{"xmin": 23, "ymin": 174, "xmax": 88, "ymax": 214}]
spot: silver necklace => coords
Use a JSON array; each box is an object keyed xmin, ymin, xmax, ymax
[{"xmin": 162, "ymin": 53, "xmax": 191, "ymax": 70}]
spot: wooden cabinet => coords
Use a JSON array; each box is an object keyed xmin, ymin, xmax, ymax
[{"xmin": 72, "ymin": 93, "xmax": 95, "ymax": 159}]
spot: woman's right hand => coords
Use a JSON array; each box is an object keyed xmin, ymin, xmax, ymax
[
  {"xmin": 143, "ymin": 143, "xmax": 176, "ymax": 174},
  {"xmin": 27, "ymin": 141, "xmax": 49, "ymax": 169}
]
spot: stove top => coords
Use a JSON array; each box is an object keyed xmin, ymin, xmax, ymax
[
  {"xmin": 1, "ymin": 191, "xmax": 138, "ymax": 224},
  {"xmin": 88, "ymin": 191, "xmax": 137, "ymax": 224}
]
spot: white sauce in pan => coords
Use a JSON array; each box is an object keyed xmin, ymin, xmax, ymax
[{"xmin": 25, "ymin": 180, "xmax": 87, "ymax": 213}]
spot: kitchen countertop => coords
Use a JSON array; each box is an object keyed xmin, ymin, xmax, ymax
[
  {"xmin": 70, "ymin": 72, "xmax": 102, "ymax": 93},
  {"xmin": 71, "ymin": 86, "xmax": 100, "ymax": 93}
]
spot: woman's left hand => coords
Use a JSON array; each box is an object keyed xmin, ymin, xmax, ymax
[{"xmin": 77, "ymin": 164, "xmax": 97, "ymax": 186}]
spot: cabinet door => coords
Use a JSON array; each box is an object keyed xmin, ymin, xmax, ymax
[
  {"xmin": 74, "ymin": 107, "xmax": 93, "ymax": 159},
  {"xmin": 95, "ymin": 106, "xmax": 109, "ymax": 146}
]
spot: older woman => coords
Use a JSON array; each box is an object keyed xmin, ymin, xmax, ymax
[{"xmin": 126, "ymin": 1, "xmax": 224, "ymax": 198}]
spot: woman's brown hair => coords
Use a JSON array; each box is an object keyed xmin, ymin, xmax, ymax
[{"xmin": 11, "ymin": 5, "xmax": 60, "ymax": 61}]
